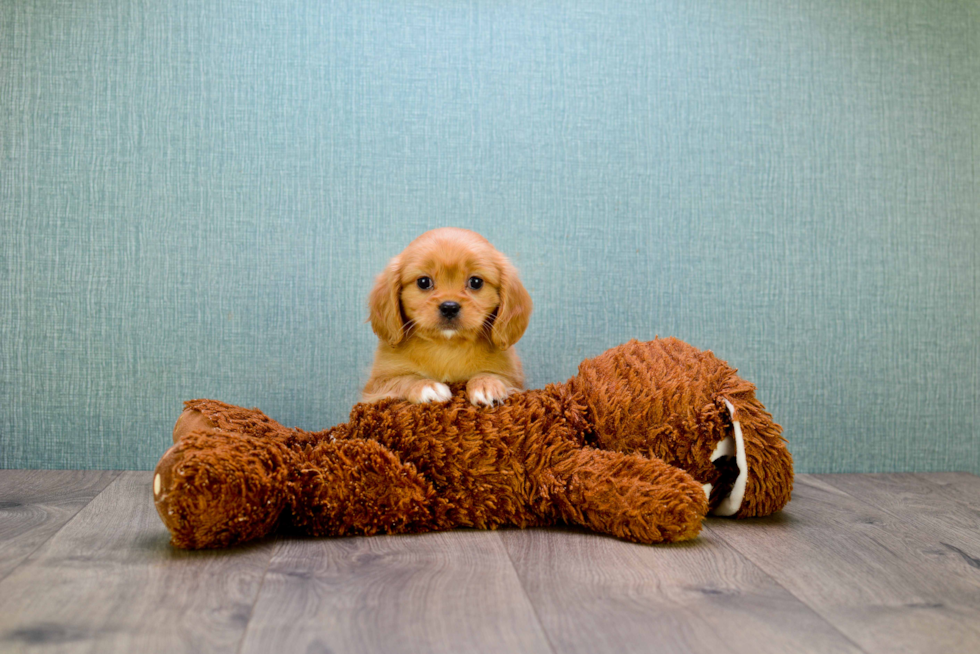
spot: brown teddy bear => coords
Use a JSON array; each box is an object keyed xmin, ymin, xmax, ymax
[{"xmin": 153, "ymin": 337, "xmax": 792, "ymax": 549}]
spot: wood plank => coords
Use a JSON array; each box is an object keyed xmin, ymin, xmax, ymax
[
  {"xmin": 819, "ymin": 473, "xmax": 980, "ymax": 556},
  {"xmin": 501, "ymin": 526, "xmax": 864, "ymax": 654},
  {"xmin": 708, "ymin": 474, "xmax": 980, "ymax": 654},
  {"xmin": 0, "ymin": 470, "xmax": 119, "ymax": 582},
  {"xmin": 0, "ymin": 471, "xmax": 274, "ymax": 654},
  {"xmin": 241, "ymin": 530, "xmax": 554, "ymax": 654},
  {"xmin": 916, "ymin": 472, "xmax": 980, "ymax": 510}
]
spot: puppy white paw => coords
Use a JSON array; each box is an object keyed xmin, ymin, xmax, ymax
[
  {"xmin": 469, "ymin": 389, "xmax": 492, "ymax": 406},
  {"xmin": 466, "ymin": 376, "xmax": 511, "ymax": 407},
  {"xmin": 413, "ymin": 381, "xmax": 453, "ymax": 404}
]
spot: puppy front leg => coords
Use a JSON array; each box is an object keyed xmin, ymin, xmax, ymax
[
  {"xmin": 466, "ymin": 373, "xmax": 518, "ymax": 406},
  {"xmin": 362, "ymin": 375, "xmax": 453, "ymax": 404}
]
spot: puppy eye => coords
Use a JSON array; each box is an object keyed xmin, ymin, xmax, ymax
[
  {"xmin": 416, "ymin": 276, "xmax": 433, "ymax": 290},
  {"xmin": 467, "ymin": 276, "xmax": 484, "ymax": 290}
]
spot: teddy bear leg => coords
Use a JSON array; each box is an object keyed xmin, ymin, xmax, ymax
[
  {"xmin": 541, "ymin": 448, "xmax": 708, "ymax": 544},
  {"xmin": 287, "ymin": 439, "xmax": 449, "ymax": 538},
  {"xmin": 154, "ymin": 428, "xmax": 294, "ymax": 549}
]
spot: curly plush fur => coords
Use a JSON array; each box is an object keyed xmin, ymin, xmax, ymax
[{"xmin": 153, "ymin": 338, "xmax": 792, "ymax": 549}]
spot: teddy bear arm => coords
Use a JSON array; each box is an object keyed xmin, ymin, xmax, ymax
[{"xmin": 534, "ymin": 447, "xmax": 708, "ymax": 544}]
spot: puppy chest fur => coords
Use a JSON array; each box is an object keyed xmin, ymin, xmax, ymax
[{"xmin": 372, "ymin": 339, "xmax": 523, "ymax": 385}]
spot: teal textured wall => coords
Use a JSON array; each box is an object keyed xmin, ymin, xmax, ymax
[{"xmin": 2, "ymin": 0, "xmax": 977, "ymax": 472}]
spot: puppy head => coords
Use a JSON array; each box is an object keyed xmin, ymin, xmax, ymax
[{"xmin": 368, "ymin": 228, "xmax": 532, "ymax": 348}]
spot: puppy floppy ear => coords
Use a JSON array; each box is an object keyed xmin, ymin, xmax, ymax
[
  {"xmin": 491, "ymin": 254, "xmax": 532, "ymax": 350},
  {"xmin": 368, "ymin": 256, "xmax": 406, "ymax": 346}
]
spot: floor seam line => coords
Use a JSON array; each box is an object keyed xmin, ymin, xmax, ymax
[
  {"xmin": 498, "ymin": 531, "xmax": 561, "ymax": 654},
  {"xmin": 234, "ymin": 536, "xmax": 279, "ymax": 654},
  {"xmin": 703, "ymin": 515, "xmax": 872, "ymax": 654},
  {"xmin": 0, "ymin": 470, "xmax": 122, "ymax": 587}
]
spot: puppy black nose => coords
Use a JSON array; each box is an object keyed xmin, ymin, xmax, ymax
[{"xmin": 439, "ymin": 301, "xmax": 461, "ymax": 319}]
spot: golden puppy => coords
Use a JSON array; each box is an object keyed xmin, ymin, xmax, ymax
[{"xmin": 363, "ymin": 228, "xmax": 532, "ymax": 406}]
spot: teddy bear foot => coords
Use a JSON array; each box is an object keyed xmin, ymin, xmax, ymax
[
  {"xmin": 153, "ymin": 429, "xmax": 293, "ymax": 549},
  {"xmin": 172, "ymin": 408, "xmax": 216, "ymax": 444}
]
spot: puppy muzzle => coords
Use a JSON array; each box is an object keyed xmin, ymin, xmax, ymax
[{"xmin": 439, "ymin": 301, "xmax": 461, "ymax": 320}]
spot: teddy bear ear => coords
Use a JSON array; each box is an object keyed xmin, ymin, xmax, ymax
[
  {"xmin": 713, "ymin": 396, "xmax": 794, "ymax": 519},
  {"xmin": 710, "ymin": 400, "xmax": 747, "ymax": 516},
  {"xmin": 368, "ymin": 256, "xmax": 406, "ymax": 346},
  {"xmin": 490, "ymin": 254, "xmax": 532, "ymax": 350}
]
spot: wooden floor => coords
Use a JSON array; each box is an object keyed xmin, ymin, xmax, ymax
[{"xmin": 1, "ymin": 471, "xmax": 979, "ymax": 653}]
